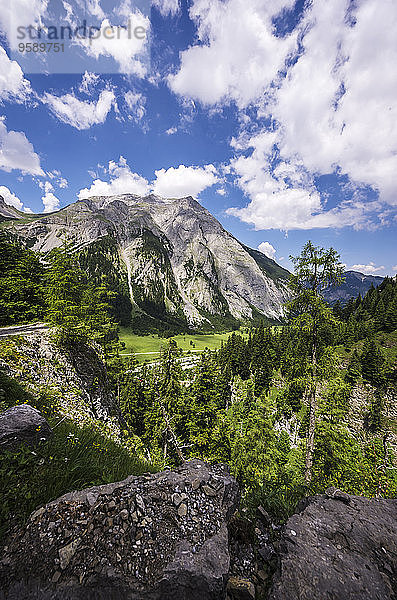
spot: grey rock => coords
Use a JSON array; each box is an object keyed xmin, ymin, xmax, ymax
[
  {"xmin": 177, "ymin": 503, "xmax": 187, "ymax": 517},
  {"xmin": 0, "ymin": 405, "xmax": 52, "ymax": 451},
  {"xmin": 268, "ymin": 492, "xmax": 397, "ymax": 600},
  {"xmin": 2, "ymin": 194, "xmax": 290, "ymax": 329},
  {"xmin": 325, "ymin": 486, "xmax": 351, "ymax": 504},
  {"xmin": 0, "ymin": 459, "xmax": 239, "ymax": 600}
]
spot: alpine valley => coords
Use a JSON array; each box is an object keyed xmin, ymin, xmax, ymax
[{"xmin": 0, "ymin": 194, "xmax": 290, "ymax": 332}]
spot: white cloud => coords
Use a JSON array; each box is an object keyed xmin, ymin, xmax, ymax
[
  {"xmin": 0, "ymin": 0, "xmax": 48, "ymax": 48},
  {"xmin": 392, "ymin": 265, "xmax": 397, "ymax": 272},
  {"xmin": 216, "ymin": 188, "xmax": 226, "ymax": 196},
  {"xmin": 42, "ymin": 191, "xmax": 60, "ymax": 213},
  {"xmin": 0, "ymin": 184, "xmax": 33, "ymax": 213},
  {"xmin": 349, "ymin": 262, "xmax": 386, "ymax": 275},
  {"xmin": 78, "ymin": 156, "xmax": 150, "ymax": 198},
  {"xmin": 77, "ymin": 12, "xmax": 150, "ymax": 77},
  {"xmin": 86, "ymin": 0, "xmax": 105, "ymax": 19},
  {"xmin": 165, "ymin": 126, "xmax": 177, "ymax": 135},
  {"xmin": 258, "ymin": 241, "xmax": 276, "ymax": 260},
  {"xmin": 79, "ymin": 158, "xmax": 219, "ymax": 200},
  {"xmin": 39, "ymin": 180, "xmax": 54, "ymax": 193},
  {"xmin": 43, "ymin": 171, "xmax": 69, "ymax": 190},
  {"xmin": 170, "ymin": 0, "xmax": 397, "ymax": 230},
  {"xmin": 124, "ymin": 91, "xmax": 146, "ymax": 121},
  {"xmin": 0, "ymin": 47, "xmax": 31, "ymax": 102},
  {"xmin": 153, "ymin": 0, "xmax": 181, "ymax": 17},
  {"xmin": 79, "ymin": 72, "xmax": 100, "ymax": 94},
  {"xmin": 0, "ymin": 117, "xmax": 43, "ymax": 175},
  {"xmin": 43, "ymin": 89, "xmax": 115, "ymax": 130},
  {"xmin": 152, "ymin": 164, "xmax": 218, "ymax": 198},
  {"xmin": 0, "ymin": 185, "xmax": 23, "ymax": 211},
  {"xmin": 267, "ymin": 0, "xmax": 397, "ymax": 207},
  {"xmin": 169, "ymin": 0, "xmax": 297, "ymax": 107}
]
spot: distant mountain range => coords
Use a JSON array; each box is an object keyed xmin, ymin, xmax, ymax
[
  {"xmin": 0, "ymin": 194, "xmax": 290, "ymax": 331},
  {"xmin": 323, "ymin": 271, "xmax": 384, "ymax": 305}
]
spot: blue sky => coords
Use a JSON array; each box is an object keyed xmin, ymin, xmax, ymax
[{"xmin": 0, "ymin": 0, "xmax": 396, "ymax": 275}]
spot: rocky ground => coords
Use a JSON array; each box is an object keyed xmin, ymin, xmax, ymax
[
  {"xmin": 0, "ymin": 460, "xmax": 239, "ymax": 600},
  {"xmin": 0, "ymin": 416, "xmax": 395, "ymax": 600}
]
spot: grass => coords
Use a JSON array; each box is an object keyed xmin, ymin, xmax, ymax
[
  {"xmin": 0, "ymin": 370, "xmax": 157, "ymax": 542},
  {"xmin": 0, "ymin": 420, "xmax": 156, "ymax": 542},
  {"xmin": 118, "ymin": 327, "xmax": 248, "ymax": 361}
]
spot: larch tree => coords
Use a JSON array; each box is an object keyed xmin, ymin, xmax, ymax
[{"xmin": 288, "ymin": 241, "xmax": 344, "ymax": 485}]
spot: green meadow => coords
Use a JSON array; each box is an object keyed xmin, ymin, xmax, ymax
[{"xmin": 118, "ymin": 327, "xmax": 246, "ymax": 361}]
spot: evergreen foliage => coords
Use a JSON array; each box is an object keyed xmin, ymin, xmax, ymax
[
  {"xmin": 0, "ymin": 232, "xmax": 45, "ymax": 325},
  {"xmin": 1, "ymin": 239, "xmax": 396, "ymax": 527}
]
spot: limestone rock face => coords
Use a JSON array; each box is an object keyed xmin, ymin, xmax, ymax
[
  {"xmin": 0, "ymin": 404, "xmax": 52, "ymax": 451},
  {"xmin": 268, "ymin": 490, "xmax": 397, "ymax": 600},
  {"xmin": 0, "ymin": 460, "xmax": 239, "ymax": 600},
  {"xmin": 0, "ymin": 334, "xmax": 121, "ymax": 441},
  {"xmin": 3, "ymin": 194, "xmax": 290, "ymax": 328}
]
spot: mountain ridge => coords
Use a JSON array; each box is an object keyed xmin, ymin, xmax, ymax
[
  {"xmin": 0, "ymin": 193, "xmax": 290, "ymax": 331},
  {"xmin": 324, "ymin": 270, "xmax": 384, "ymax": 305}
]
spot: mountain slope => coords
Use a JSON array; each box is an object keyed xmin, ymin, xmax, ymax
[
  {"xmin": 1, "ymin": 193, "xmax": 290, "ymax": 331},
  {"xmin": 323, "ymin": 270, "xmax": 384, "ymax": 305}
]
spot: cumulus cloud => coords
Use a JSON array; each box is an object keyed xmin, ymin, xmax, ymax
[
  {"xmin": 79, "ymin": 158, "xmax": 219, "ymax": 200},
  {"xmin": 79, "ymin": 72, "xmax": 100, "ymax": 95},
  {"xmin": 171, "ymin": 0, "xmax": 397, "ymax": 230},
  {"xmin": 169, "ymin": 0, "xmax": 297, "ymax": 107},
  {"xmin": 44, "ymin": 171, "xmax": 69, "ymax": 190},
  {"xmin": 258, "ymin": 241, "xmax": 276, "ymax": 260},
  {"xmin": 77, "ymin": 12, "xmax": 150, "ymax": 77},
  {"xmin": 153, "ymin": 0, "xmax": 181, "ymax": 17},
  {"xmin": 0, "ymin": 47, "xmax": 31, "ymax": 102},
  {"xmin": 43, "ymin": 89, "xmax": 115, "ymax": 130},
  {"xmin": 42, "ymin": 191, "xmax": 60, "ymax": 213},
  {"xmin": 152, "ymin": 164, "xmax": 218, "ymax": 198},
  {"xmin": 0, "ymin": 0, "xmax": 48, "ymax": 48},
  {"xmin": 349, "ymin": 262, "xmax": 386, "ymax": 275},
  {"xmin": 0, "ymin": 185, "xmax": 24, "ymax": 211},
  {"xmin": 267, "ymin": 0, "xmax": 397, "ymax": 207},
  {"xmin": 165, "ymin": 126, "xmax": 177, "ymax": 135},
  {"xmin": 0, "ymin": 117, "xmax": 43, "ymax": 175},
  {"xmin": 392, "ymin": 265, "xmax": 397, "ymax": 272},
  {"xmin": 78, "ymin": 156, "xmax": 150, "ymax": 198},
  {"xmin": 86, "ymin": 0, "xmax": 105, "ymax": 19}
]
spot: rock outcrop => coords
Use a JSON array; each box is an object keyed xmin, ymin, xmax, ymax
[
  {"xmin": 0, "ymin": 333, "xmax": 122, "ymax": 444},
  {"xmin": 268, "ymin": 488, "xmax": 397, "ymax": 600},
  {"xmin": 0, "ymin": 404, "xmax": 52, "ymax": 451},
  {"xmin": 0, "ymin": 460, "xmax": 239, "ymax": 600}
]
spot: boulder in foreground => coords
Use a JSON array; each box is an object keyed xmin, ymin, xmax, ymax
[
  {"xmin": 0, "ymin": 405, "xmax": 52, "ymax": 451},
  {"xmin": 268, "ymin": 488, "xmax": 397, "ymax": 600},
  {"xmin": 0, "ymin": 459, "xmax": 239, "ymax": 600}
]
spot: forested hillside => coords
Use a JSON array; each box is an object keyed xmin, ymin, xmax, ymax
[{"xmin": 1, "ymin": 238, "xmax": 395, "ymax": 529}]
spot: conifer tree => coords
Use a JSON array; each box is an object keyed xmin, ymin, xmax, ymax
[{"xmin": 288, "ymin": 241, "xmax": 344, "ymax": 484}]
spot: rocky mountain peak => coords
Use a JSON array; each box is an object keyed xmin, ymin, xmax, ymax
[{"xmin": 1, "ymin": 193, "xmax": 290, "ymax": 330}]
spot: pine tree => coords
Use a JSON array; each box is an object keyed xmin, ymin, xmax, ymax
[
  {"xmin": 345, "ymin": 349, "xmax": 361, "ymax": 384},
  {"xmin": 45, "ymin": 244, "xmax": 87, "ymax": 345},
  {"xmin": 360, "ymin": 339, "xmax": 385, "ymax": 385}
]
